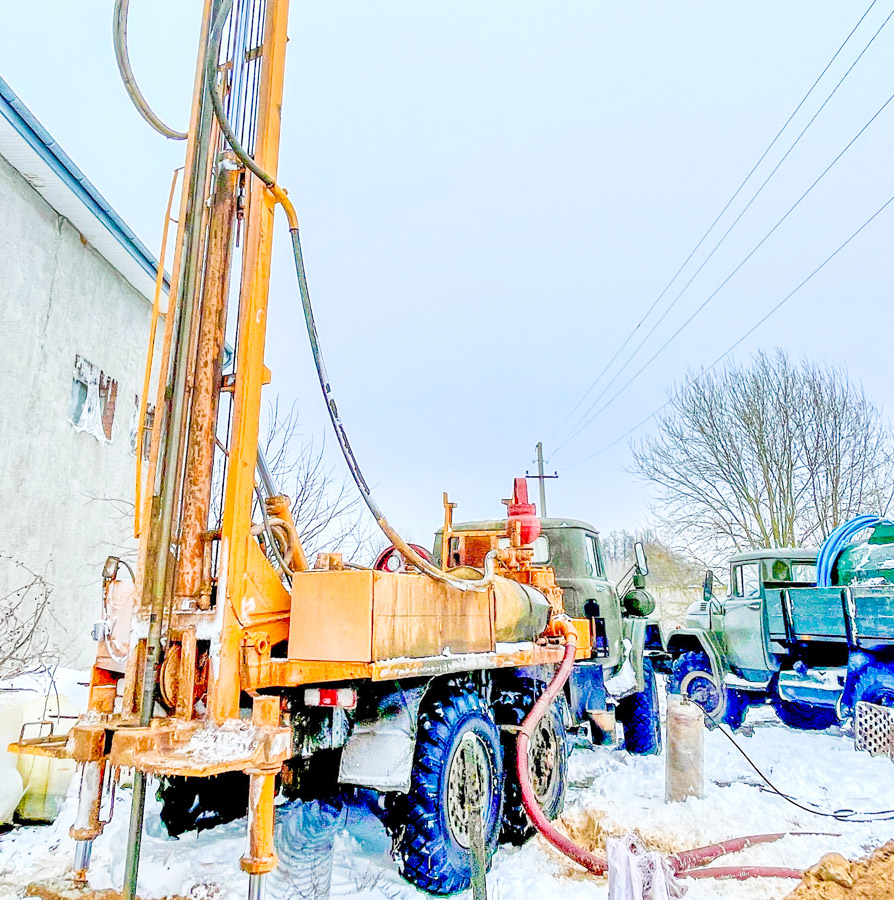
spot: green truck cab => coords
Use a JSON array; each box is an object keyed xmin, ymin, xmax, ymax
[{"xmin": 434, "ymin": 518, "xmax": 664, "ymax": 753}]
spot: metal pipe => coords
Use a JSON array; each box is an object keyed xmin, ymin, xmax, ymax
[
  {"xmin": 135, "ymin": 167, "xmax": 181, "ymax": 538},
  {"xmin": 247, "ymin": 874, "xmax": 266, "ymax": 900},
  {"xmin": 175, "ymin": 154, "xmax": 240, "ymax": 605},
  {"xmin": 120, "ymin": 0, "xmax": 220, "ymax": 895},
  {"xmin": 255, "ymin": 443, "xmax": 278, "ymax": 497},
  {"xmin": 72, "ymin": 840, "xmax": 92, "ymax": 880},
  {"xmin": 112, "ymin": 0, "xmax": 188, "ymax": 140}
]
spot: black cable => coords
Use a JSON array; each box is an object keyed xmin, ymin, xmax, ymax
[
  {"xmin": 553, "ymin": 91, "xmax": 894, "ymax": 456},
  {"xmin": 562, "ymin": 191, "xmax": 894, "ymax": 470},
  {"xmin": 711, "ymin": 720, "xmax": 894, "ymax": 823},
  {"xmin": 547, "ymin": 0, "xmax": 889, "ymax": 455}
]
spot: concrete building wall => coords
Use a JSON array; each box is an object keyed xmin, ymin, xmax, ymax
[{"xmin": 0, "ymin": 151, "xmax": 162, "ymax": 668}]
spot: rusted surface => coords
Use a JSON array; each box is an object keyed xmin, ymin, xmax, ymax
[
  {"xmin": 101, "ymin": 712, "xmax": 289, "ymax": 777},
  {"xmin": 175, "ymin": 627, "xmax": 198, "ymax": 718},
  {"xmin": 25, "ymin": 884, "xmax": 122, "ymax": 900},
  {"xmin": 70, "ymin": 761, "xmax": 107, "ymax": 841},
  {"xmin": 175, "ymin": 155, "xmax": 240, "ymax": 607},
  {"xmin": 70, "ymin": 724, "xmax": 108, "ymax": 762},
  {"xmin": 371, "ymin": 641, "xmax": 569, "ymax": 681},
  {"xmin": 25, "ymin": 886, "xmax": 192, "ymax": 900},
  {"xmin": 240, "ymin": 697, "xmax": 280, "ymax": 875},
  {"xmin": 7, "ymin": 734, "xmax": 71, "ymax": 759},
  {"xmin": 209, "ymin": 0, "xmax": 290, "ymax": 725},
  {"xmin": 241, "ymin": 657, "xmax": 373, "ymax": 690}
]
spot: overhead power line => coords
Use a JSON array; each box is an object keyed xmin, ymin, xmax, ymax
[
  {"xmin": 554, "ymin": 4, "xmax": 894, "ymax": 456},
  {"xmin": 561, "ymin": 191, "xmax": 894, "ymax": 471},
  {"xmin": 545, "ymin": 0, "xmax": 886, "ymax": 452},
  {"xmin": 551, "ymin": 88, "xmax": 894, "ymax": 456}
]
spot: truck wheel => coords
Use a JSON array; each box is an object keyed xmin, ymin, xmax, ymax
[
  {"xmin": 852, "ymin": 665, "xmax": 894, "ymax": 709},
  {"xmin": 492, "ymin": 679, "xmax": 569, "ymax": 845},
  {"xmin": 669, "ymin": 652, "xmax": 749, "ymax": 728},
  {"xmin": 616, "ymin": 659, "xmax": 661, "ymax": 754},
  {"xmin": 771, "ymin": 695, "xmax": 838, "ymax": 731},
  {"xmin": 387, "ymin": 683, "xmax": 503, "ymax": 895}
]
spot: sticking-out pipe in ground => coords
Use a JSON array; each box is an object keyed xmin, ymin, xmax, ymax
[{"xmin": 516, "ymin": 623, "xmax": 804, "ymax": 882}]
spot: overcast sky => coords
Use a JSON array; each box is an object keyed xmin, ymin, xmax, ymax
[{"xmin": 3, "ymin": 2, "xmax": 892, "ymax": 549}]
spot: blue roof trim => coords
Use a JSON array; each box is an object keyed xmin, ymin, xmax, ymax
[{"xmin": 0, "ymin": 75, "xmax": 168, "ymax": 291}]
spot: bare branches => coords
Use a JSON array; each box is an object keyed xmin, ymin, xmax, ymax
[
  {"xmin": 631, "ymin": 350, "xmax": 894, "ymax": 561},
  {"xmin": 262, "ymin": 400, "xmax": 378, "ymax": 563},
  {"xmin": 0, "ymin": 556, "xmax": 55, "ymax": 678}
]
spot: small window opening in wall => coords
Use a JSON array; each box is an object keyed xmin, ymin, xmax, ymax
[
  {"xmin": 130, "ymin": 394, "xmax": 155, "ymax": 460},
  {"xmin": 70, "ymin": 355, "xmax": 117, "ymax": 442}
]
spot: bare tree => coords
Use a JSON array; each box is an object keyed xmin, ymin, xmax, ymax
[
  {"xmin": 631, "ymin": 350, "xmax": 894, "ymax": 561},
  {"xmin": 262, "ymin": 400, "xmax": 381, "ymax": 563},
  {"xmin": 0, "ymin": 557, "xmax": 55, "ymax": 678}
]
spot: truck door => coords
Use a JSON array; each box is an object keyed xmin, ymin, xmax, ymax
[{"xmin": 721, "ymin": 561, "xmax": 770, "ymax": 676}]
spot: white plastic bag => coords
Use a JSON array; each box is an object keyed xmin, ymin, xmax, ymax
[
  {"xmin": 605, "ymin": 639, "xmax": 637, "ymax": 699},
  {"xmin": 607, "ymin": 834, "xmax": 686, "ymax": 900}
]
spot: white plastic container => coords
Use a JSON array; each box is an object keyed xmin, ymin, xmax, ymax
[{"xmin": 0, "ymin": 690, "xmax": 78, "ymax": 822}]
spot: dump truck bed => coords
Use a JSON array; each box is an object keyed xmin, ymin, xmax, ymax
[{"xmin": 766, "ymin": 585, "xmax": 894, "ymax": 647}]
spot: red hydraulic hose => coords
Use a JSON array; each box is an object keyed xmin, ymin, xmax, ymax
[
  {"xmin": 517, "ymin": 623, "xmax": 608, "ymax": 875},
  {"xmin": 669, "ymin": 833, "xmax": 789, "ymax": 872},
  {"xmin": 515, "ymin": 623, "xmax": 803, "ymax": 882},
  {"xmin": 681, "ymin": 865, "xmax": 804, "ymax": 880}
]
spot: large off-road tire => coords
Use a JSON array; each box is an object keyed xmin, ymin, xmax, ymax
[
  {"xmin": 492, "ymin": 679, "xmax": 569, "ymax": 845},
  {"xmin": 771, "ymin": 694, "xmax": 839, "ymax": 731},
  {"xmin": 669, "ymin": 651, "xmax": 749, "ymax": 729},
  {"xmin": 852, "ymin": 664, "xmax": 894, "ymax": 709},
  {"xmin": 386, "ymin": 682, "xmax": 504, "ymax": 895},
  {"xmin": 616, "ymin": 658, "xmax": 662, "ymax": 754}
]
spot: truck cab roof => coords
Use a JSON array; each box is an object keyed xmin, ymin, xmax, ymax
[
  {"xmin": 728, "ymin": 548, "xmax": 818, "ymax": 565},
  {"xmin": 434, "ymin": 517, "xmax": 598, "ymax": 535}
]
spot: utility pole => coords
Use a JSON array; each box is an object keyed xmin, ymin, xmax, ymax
[{"xmin": 526, "ymin": 442, "xmax": 558, "ymax": 517}]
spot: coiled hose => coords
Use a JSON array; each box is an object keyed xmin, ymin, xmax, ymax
[
  {"xmin": 816, "ymin": 515, "xmax": 888, "ymax": 586},
  {"xmin": 517, "ymin": 623, "xmax": 802, "ymax": 882},
  {"xmin": 204, "ymin": 0, "xmax": 494, "ymax": 592}
]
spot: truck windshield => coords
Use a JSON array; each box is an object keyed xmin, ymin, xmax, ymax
[
  {"xmin": 790, "ymin": 562, "xmax": 817, "ymax": 584},
  {"xmin": 585, "ymin": 535, "xmax": 603, "ymax": 577}
]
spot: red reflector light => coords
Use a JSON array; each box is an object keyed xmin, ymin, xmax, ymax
[{"xmin": 304, "ymin": 687, "xmax": 357, "ymax": 709}]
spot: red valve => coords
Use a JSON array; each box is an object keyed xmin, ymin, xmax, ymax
[{"xmin": 506, "ymin": 477, "xmax": 541, "ymax": 545}]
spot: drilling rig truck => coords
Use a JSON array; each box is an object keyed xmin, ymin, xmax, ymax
[{"xmin": 10, "ymin": 1, "xmax": 656, "ymax": 897}]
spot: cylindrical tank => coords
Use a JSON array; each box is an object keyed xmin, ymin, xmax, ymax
[
  {"xmin": 448, "ymin": 566, "xmax": 551, "ymax": 642},
  {"xmin": 834, "ymin": 523, "xmax": 894, "ymax": 586},
  {"xmin": 665, "ymin": 695, "xmax": 704, "ymax": 803}
]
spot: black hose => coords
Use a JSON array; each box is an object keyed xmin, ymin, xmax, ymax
[
  {"xmin": 204, "ymin": 0, "xmax": 495, "ymax": 593},
  {"xmin": 711, "ymin": 718, "xmax": 894, "ymax": 822}
]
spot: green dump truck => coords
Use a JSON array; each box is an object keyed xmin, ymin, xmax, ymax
[{"xmin": 665, "ymin": 516, "xmax": 894, "ymax": 730}]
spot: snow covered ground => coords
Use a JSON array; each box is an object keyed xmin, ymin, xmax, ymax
[{"xmin": 1, "ymin": 704, "xmax": 893, "ymax": 900}]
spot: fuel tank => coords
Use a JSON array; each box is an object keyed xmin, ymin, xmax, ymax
[{"xmin": 449, "ymin": 565, "xmax": 551, "ymax": 642}]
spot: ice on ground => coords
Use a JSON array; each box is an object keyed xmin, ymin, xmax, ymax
[{"xmin": 1, "ymin": 705, "xmax": 893, "ymax": 899}]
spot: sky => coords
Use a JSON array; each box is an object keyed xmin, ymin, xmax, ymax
[{"xmin": 2, "ymin": 1, "xmax": 892, "ymax": 550}]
